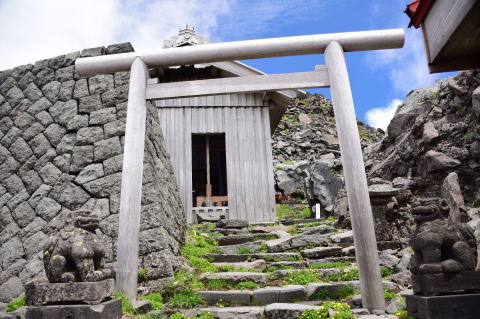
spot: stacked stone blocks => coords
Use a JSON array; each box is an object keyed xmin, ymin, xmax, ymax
[{"xmin": 0, "ymin": 43, "xmax": 185, "ymax": 308}]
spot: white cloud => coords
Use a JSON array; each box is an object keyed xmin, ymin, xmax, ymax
[
  {"xmin": 365, "ymin": 98, "xmax": 402, "ymax": 131},
  {"xmin": 0, "ymin": 0, "xmax": 232, "ymax": 70}
]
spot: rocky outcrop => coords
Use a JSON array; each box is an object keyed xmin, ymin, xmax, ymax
[
  {"xmin": 0, "ymin": 43, "xmax": 185, "ymax": 307},
  {"xmin": 367, "ymin": 70, "xmax": 480, "ymax": 206},
  {"xmin": 272, "ymin": 94, "xmax": 382, "ymax": 207}
]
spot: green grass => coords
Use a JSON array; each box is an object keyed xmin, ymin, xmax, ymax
[
  {"xmin": 381, "ymin": 267, "xmax": 395, "ymax": 278},
  {"xmin": 115, "ymin": 291, "xmax": 137, "ymax": 315},
  {"xmin": 236, "ymin": 281, "xmax": 259, "ymax": 290},
  {"xmin": 310, "ymin": 286, "xmax": 355, "ymax": 301},
  {"xmin": 203, "ymin": 279, "xmax": 231, "ymax": 290},
  {"xmin": 384, "ymin": 288, "xmax": 397, "ymax": 301},
  {"xmin": 138, "ymin": 268, "xmax": 148, "ymax": 283},
  {"xmin": 257, "ymin": 242, "xmax": 269, "ymax": 253},
  {"xmin": 141, "ymin": 293, "xmax": 163, "ymax": 310},
  {"xmin": 285, "ymin": 270, "xmax": 320, "ymax": 285},
  {"xmin": 167, "ymin": 289, "xmax": 204, "ymax": 309},
  {"xmin": 6, "ymin": 297, "xmax": 25, "ymax": 312},
  {"xmin": 299, "ymin": 301, "xmax": 353, "ymax": 319},
  {"xmin": 309, "ymin": 261, "xmax": 352, "ymax": 270},
  {"xmin": 188, "ymin": 256, "xmax": 218, "ymax": 273},
  {"xmin": 321, "ymin": 269, "xmax": 359, "ymax": 282},
  {"xmin": 236, "ymin": 246, "xmax": 255, "ymax": 254}
]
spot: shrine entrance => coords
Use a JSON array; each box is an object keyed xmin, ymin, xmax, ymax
[{"xmin": 191, "ymin": 134, "xmax": 228, "ymax": 208}]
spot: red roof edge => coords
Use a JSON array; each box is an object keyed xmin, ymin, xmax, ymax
[{"xmin": 404, "ymin": 0, "xmax": 436, "ymax": 28}]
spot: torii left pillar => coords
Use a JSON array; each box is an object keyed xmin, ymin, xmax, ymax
[{"xmin": 116, "ymin": 57, "xmax": 149, "ymax": 298}]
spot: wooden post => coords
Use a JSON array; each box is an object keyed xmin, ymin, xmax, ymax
[
  {"xmin": 325, "ymin": 41, "xmax": 385, "ymax": 311},
  {"xmin": 116, "ymin": 57, "xmax": 149, "ymax": 298}
]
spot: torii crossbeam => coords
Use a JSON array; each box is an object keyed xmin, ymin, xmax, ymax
[{"xmin": 76, "ymin": 29, "xmax": 405, "ymax": 312}]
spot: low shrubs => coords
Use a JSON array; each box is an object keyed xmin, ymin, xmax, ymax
[
  {"xmin": 299, "ymin": 302, "xmax": 353, "ymax": 319},
  {"xmin": 6, "ymin": 297, "xmax": 25, "ymax": 312}
]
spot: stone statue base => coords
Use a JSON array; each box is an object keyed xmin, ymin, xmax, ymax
[
  {"xmin": 407, "ymin": 293, "xmax": 480, "ymax": 319},
  {"xmin": 26, "ymin": 279, "xmax": 115, "ymax": 306},
  {"xmin": 25, "ymin": 299, "xmax": 121, "ymax": 319},
  {"xmin": 412, "ymin": 271, "xmax": 480, "ymax": 294}
]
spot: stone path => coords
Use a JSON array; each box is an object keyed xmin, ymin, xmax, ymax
[{"xmin": 138, "ymin": 212, "xmax": 410, "ymax": 319}]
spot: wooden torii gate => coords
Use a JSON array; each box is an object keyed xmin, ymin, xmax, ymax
[{"xmin": 76, "ymin": 29, "xmax": 405, "ymax": 311}]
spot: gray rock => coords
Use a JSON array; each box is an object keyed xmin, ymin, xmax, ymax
[
  {"xmin": 0, "ymin": 258, "xmax": 27, "ymax": 286},
  {"xmin": 73, "ymin": 79, "xmax": 89, "ymax": 98},
  {"xmin": 425, "ymin": 150, "xmax": 460, "ymax": 172},
  {"xmin": 33, "ymin": 148, "xmax": 56, "ymax": 172},
  {"xmin": 89, "ymin": 107, "xmax": 116, "ymax": 125},
  {"xmin": 38, "ymin": 162, "xmax": 62, "ymax": 185},
  {"xmin": 6, "ymin": 86, "xmax": 25, "ymax": 106},
  {"xmin": 83, "ymin": 172, "xmax": 121, "ymax": 197},
  {"xmin": 49, "ymin": 99, "xmax": 77, "ymax": 126},
  {"xmin": 216, "ymin": 219, "xmax": 249, "ymax": 229},
  {"xmin": 26, "ymin": 279, "xmax": 115, "ymax": 305},
  {"xmin": 199, "ymin": 290, "xmax": 252, "ymax": 306},
  {"xmin": 75, "ymin": 163, "xmax": 105, "ymax": 184},
  {"xmin": 308, "ymin": 160, "xmax": 344, "ymax": 208},
  {"xmin": 94, "ymin": 136, "xmax": 122, "ymax": 161},
  {"xmin": 81, "ymin": 46, "xmax": 105, "ymax": 57},
  {"xmin": 9, "ymin": 137, "xmax": 33, "ymax": 163},
  {"xmin": 330, "ymin": 230, "xmax": 354, "ymax": 243},
  {"xmin": 0, "ymin": 237, "xmax": 24, "ymax": 269},
  {"xmin": 29, "ymin": 133, "xmax": 51, "ymax": 157},
  {"xmin": 441, "ymin": 172, "xmax": 464, "ymax": 224},
  {"xmin": 19, "ymin": 217, "xmax": 47, "ymax": 240},
  {"xmin": 50, "ymin": 177, "xmax": 90, "ymax": 210},
  {"xmin": 104, "ymin": 120, "xmax": 126, "ymax": 138},
  {"xmin": 300, "ymin": 246, "xmax": 342, "ymax": 259},
  {"xmin": 22, "ymin": 122, "xmax": 45, "ymax": 142},
  {"xmin": 357, "ymin": 315, "xmax": 397, "ymax": 319},
  {"xmin": 23, "ymin": 231, "xmax": 48, "ymax": 258},
  {"xmin": 43, "ymin": 123, "xmax": 67, "ymax": 146},
  {"xmin": 35, "ymin": 197, "xmax": 61, "ymax": 221},
  {"xmin": 4, "ymin": 174, "xmax": 24, "ymax": 195},
  {"xmin": 42, "ymin": 81, "xmax": 61, "ymax": 103},
  {"xmin": 14, "ymin": 112, "xmax": 35, "ymax": 130},
  {"xmin": 55, "ymin": 66, "xmax": 74, "ymax": 82},
  {"xmin": 268, "ymin": 231, "xmax": 330, "ymax": 253},
  {"xmin": 89, "ymin": 74, "xmax": 114, "ymax": 95},
  {"xmin": 422, "ymin": 121, "xmax": 439, "ymax": 143},
  {"xmin": 1, "ymin": 127, "xmax": 22, "ymax": 148},
  {"xmin": 378, "ymin": 250, "xmax": 400, "ymax": 268},
  {"xmin": 25, "ymin": 299, "xmax": 122, "ymax": 319},
  {"xmin": 70, "ymin": 145, "xmax": 94, "ymax": 172},
  {"xmin": 67, "ymin": 114, "xmax": 89, "ymax": 130},
  {"xmin": 472, "ymin": 86, "xmax": 480, "ymax": 116},
  {"xmin": 196, "ymin": 211, "xmax": 226, "ymax": 223},
  {"xmin": 264, "ymin": 303, "xmax": 321, "ymax": 319},
  {"xmin": 103, "ymin": 154, "xmax": 123, "ymax": 175},
  {"xmin": 56, "ymin": 133, "xmax": 76, "ymax": 154},
  {"xmin": 76, "ymin": 126, "xmax": 104, "ymax": 145},
  {"xmin": 200, "ymin": 272, "xmax": 267, "ymax": 284},
  {"xmin": 58, "ymin": 80, "xmax": 75, "ymax": 101},
  {"xmin": 306, "ymin": 282, "xmax": 354, "ymax": 298},
  {"xmin": 24, "ymin": 83, "xmax": 43, "ymax": 102},
  {"xmin": 28, "ymin": 184, "xmax": 52, "ymax": 208},
  {"xmin": 19, "ymin": 251, "xmax": 44, "ymax": 282},
  {"xmin": 0, "ymin": 276, "xmax": 23, "ymax": 303},
  {"xmin": 93, "ymin": 198, "xmax": 110, "ymax": 219},
  {"xmin": 35, "ymin": 110, "xmax": 54, "ymax": 126},
  {"xmin": 12, "ymin": 201, "xmax": 35, "ymax": 228},
  {"xmin": 106, "ymin": 42, "xmax": 134, "ymax": 54},
  {"xmin": 79, "ymin": 94, "xmax": 102, "ymax": 113}
]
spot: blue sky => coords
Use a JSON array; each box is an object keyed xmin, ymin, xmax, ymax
[{"xmin": 0, "ymin": 0, "xmax": 454, "ymax": 129}]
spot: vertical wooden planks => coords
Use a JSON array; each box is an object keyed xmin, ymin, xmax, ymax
[
  {"xmin": 224, "ymin": 106, "xmax": 236, "ymax": 219},
  {"xmin": 254, "ymin": 107, "xmax": 268, "ymax": 222},
  {"xmin": 262, "ymin": 106, "xmax": 276, "ymax": 221}
]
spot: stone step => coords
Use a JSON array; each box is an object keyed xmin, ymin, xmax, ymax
[
  {"xmin": 264, "ymin": 303, "xmax": 321, "ymax": 319},
  {"xmin": 300, "ymin": 246, "xmax": 343, "ymax": 259},
  {"xmin": 217, "ymin": 228, "xmax": 250, "ymax": 236},
  {"xmin": 214, "ymin": 259, "xmax": 266, "ymax": 270},
  {"xmin": 216, "ymin": 241, "xmax": 263, "ymax": 254},
  {"xmin": 251, "ymin": 225, "xmax": 289, "ymax": 233},
  {"xmin": 148, "ymin": 306, "xmax": 265, "ymax": 319},
  {"xmin": 272, "ymin": 268, "xmax": 343, "ymax": 279},
  {"xmin": 267, "ymin": 226, "xmax": 337, "ymax": 253},
  {"xmin": 281, "ymin": 218, "xmax": 324, "ymax": 225},
  {"xmin": 216, "ymin": 233, "xmax": 278, "ymax": 246},
  {"xmin": 200, "ymin": 272, "xmax": 268, "ymax": 284},
  {"xmin": 265, "ymin": 261, "xmax": 306, "ymax": 269},
  {"xmin": 198, "ymin": 285, "xmax": 306, "ymax": 306},
  {"xmin": 206, "ymin": 252, "xmax": 302, "ymax": 263},
  {"xmin": 306, "ymin": 256, "xmax": 356, "ymax": 266}
]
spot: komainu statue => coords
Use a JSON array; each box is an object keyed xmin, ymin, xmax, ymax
[
  {"xmin": 43, "ymin": 210, "xmax": 114, "ymax": 283},
  {"xmin": 410, "ymin": 198, "xmax": 477, "ymax": 274}
]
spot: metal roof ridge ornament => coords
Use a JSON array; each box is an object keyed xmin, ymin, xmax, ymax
[{"xmin": 163, "ymin": 25, "xmax": 211, "ymax": 48}]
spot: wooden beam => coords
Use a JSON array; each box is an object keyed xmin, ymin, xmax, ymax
[
  {"xmin": 325, "ymin": 41, "xmax": 385, "ymax": 312},
  {"xmin": 76, "ymin": 29, "xmax": 404, "ymax": 75},
  {"xmin": 115, "ymin": 57, "xmax": 149, "ymax": 298},
  {"xmin": 146, "ymin": 68, "xmax": 329, "ymax": 100}
]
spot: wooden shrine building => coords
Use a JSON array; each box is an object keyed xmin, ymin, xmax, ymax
[{"xmin": 152, "ymin": 27, "xmax": 297, "ymax": 223}]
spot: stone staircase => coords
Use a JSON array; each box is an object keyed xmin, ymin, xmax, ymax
[{"xmin": 140, "ymin": 214, "xmax": 407, "ymax": 319}]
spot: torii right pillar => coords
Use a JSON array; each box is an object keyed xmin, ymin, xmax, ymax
[{"xmin": 325, "ymin": 40, "xmax": 385, "ymax": 311}]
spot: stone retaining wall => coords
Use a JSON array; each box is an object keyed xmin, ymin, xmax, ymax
[{"xmin": 0, "ymin": 43, "xmax": 185, "ymax": 308}]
